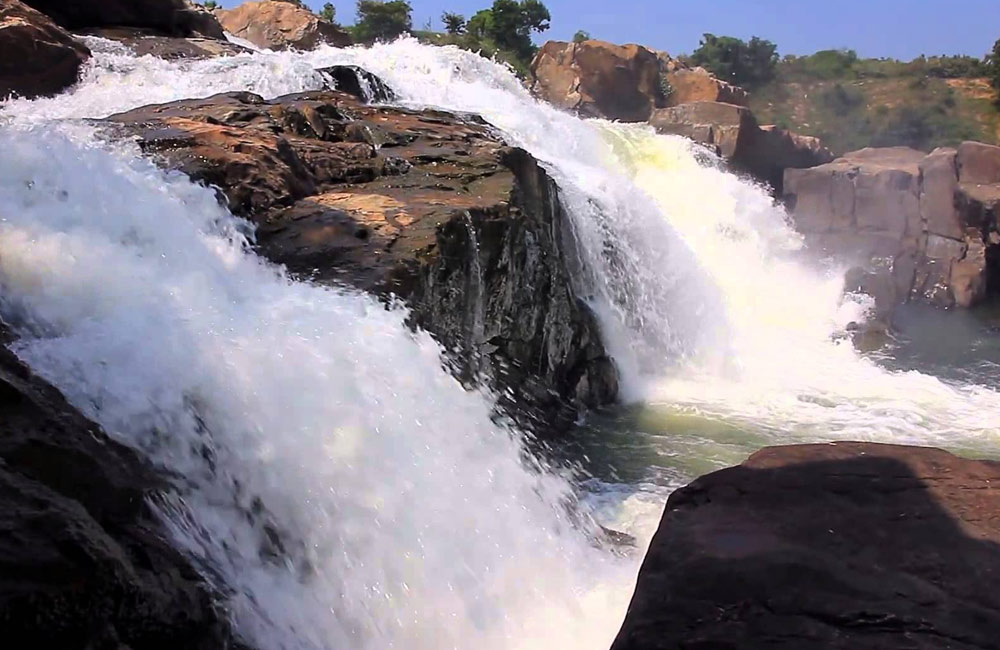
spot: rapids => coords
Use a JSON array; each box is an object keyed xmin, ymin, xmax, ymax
[{"xmin": 1, "ymin": 35, "xmax": 998, "ymax": 650}]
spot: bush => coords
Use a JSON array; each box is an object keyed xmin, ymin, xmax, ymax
[
  {"xmin": 351, "ymin": 0, "xmax": 412, "ymax": 43},
  {"xmin": 442, "ymin": 11, "xmax": 466, "ymax": 34},
  {"xmin": 690, "ymin": 33, "xmax": 778, "ymax": 89},
  {"xmin": 573, "ymin": 30, "xmax": 590, "ymax": 43}
]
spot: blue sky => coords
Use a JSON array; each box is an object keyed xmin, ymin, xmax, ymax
[{"xmin": 219, "ymin": 1, "xmax": 999, "ymax": 60}]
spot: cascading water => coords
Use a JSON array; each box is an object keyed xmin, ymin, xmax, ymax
[{"xmin": 1, "ymin": 33, "xmax": 999, "ymax": 650}]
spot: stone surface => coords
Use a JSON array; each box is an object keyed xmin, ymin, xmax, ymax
[
  {"xmin": 784, "ymin": 144, "xmax": 1000, "ymax": 309},
  {"xmin": 216, "ymin": 0, "xmax": 351, "ymax": 51},
  {"xmin": 103, "ymin": 76, "xmax": 617, "ymax": 428},
  {"xmin": 651, "ymin": 102, "xmax": 834, "ymax": 192},
  {"xmin": 0, "ymin": 320, "xmax": 236, "ymax": 649},
  {"xmin": 530, "ymin": 39, "xmax": 663, "ymax": 122},
  {"xmin": 613, "ymin": 442, "xmax": 1000, "ymax": 650},
  {"xmin": 0, "ymin": 0, "xmax": 91, "ymax": 99},
  {"xmin": 662, "ymin": 65, "xmax": 749, "ymax": 108},
  {"xmin": 79, "ymin": 26, "xmax": 251, "ymax": 59},
  {"xmin": 21, "ymin": 0, "xmax": 224, "ymax": 38}
]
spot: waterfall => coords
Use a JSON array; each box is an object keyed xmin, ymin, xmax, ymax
[{"xmin": 1, "ymin": 34, "xmax": 998, "ymax": 650}]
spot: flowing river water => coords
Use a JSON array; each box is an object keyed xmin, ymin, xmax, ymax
[{"xmin": 1, "ymin": 36, "xmax": 998, "ymax": 650}]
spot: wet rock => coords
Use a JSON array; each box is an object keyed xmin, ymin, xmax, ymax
[
  {"xmin": 216, "ymin": 0, "xmax": 351, "ymax": 51},
  {"xmin": 613, "ymin": 442, "xmax": 1000, "ymax": 650},
  {"xmin": 79, "ymin": 26, "xmax": 252, "ymax": 59},
  {"xmin": 784, "ymin": 144, "xmax": 1000, "ymax": 310},
  {"xmin": 104, "ymin": 84, "xmax": 617, "ymax": 429},
  {"xmin": 21, "ymin": 0, "xmax": 224, "ymax": 38},
  {"xmin": 0, "ymin": 320, "xmax": 236, "ymax": 649},
  {"xmin": 0, "ymin": 1, "xmax": 91, "ymax": 99},
  {"xmin": 317, "ymin": 65, "xmax": 396, "ymax": 103}
]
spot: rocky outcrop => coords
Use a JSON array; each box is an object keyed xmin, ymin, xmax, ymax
[
  {"xmin": 0, "ymin": 321, "xmax": 237, "ymax": 648},
  {"xmin": 530, "ymin": 40, "xmax": 664, "ymax": 122},
  {"xmin": 21, "ymin": 0, "xmax": 224, "ymax": 38},
  {"xmin": 103, "ymin": 73, "xmax": 617, "ymax": 428},
  {"xmin": 784, "ymin": 143, "xmax": 1000, "ymax": 309},
  {"xmin": 651, "ymin": 101, "xmax": 834, "ymax": 192},
  {"xmin": 613, "ymin": 442, "xmax": 1000, "ymax": 650},
  {"xmin": 659, "ymin": 59, "xmax": 749, "ymax": 108},
  {"xmin": 0, "ymin": 0, "xmax": 91, "ymax": 99},
  {"xmin": 216, "ymin": 0, "xmax": 351, "ymax": 51},
  {"xmin": 80, "ymin": 26, "xmax": 252, "ymax": 59}
]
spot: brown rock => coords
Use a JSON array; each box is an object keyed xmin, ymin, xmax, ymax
[
  {"xmin": 0, "ymin": 0, "xmax": 91, "ymax": 99},
  {"xmin": 957, "ymin": 140, "xmax": 1000, "ymax": 185},
  {"xmin": 79, "ymin": 26, "xmax": 251, "ymax": 59},
  {"xmin": 103, "ymin": 79, "xmax": 616, "ymax": 429},
  {"xmin": 919, "ymin": 147, "xmax": 961, "ymax": 239},
  {"xmin": 20, "ymin": 0, "xmax": 224, "ymax": 38},
  {"xmin": 530, "ymin": 39, "xmax": 663, "ymax": 122},
  {"xmin": 216, "ymin": 0, "xmax": 351, "ymax": 51},
  {"xmin": 613, "ymin": 442, "xmax": 1000, "ymax": 650},
  {"xmin": 662, "ymin": 65, "xmax": 749, "ymax": 107}
]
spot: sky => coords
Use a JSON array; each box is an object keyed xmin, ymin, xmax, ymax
[{"xmin": 219, "ymin": 1, "xmax": 1000, "ymax": 61}]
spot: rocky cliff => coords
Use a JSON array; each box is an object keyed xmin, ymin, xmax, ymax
[
  {"xmin": 784, "ymin": 143, "xmax": 1000, "ymax": 310},
  {"xmin": 0, "ymin": 0, "xmax": 91, "ymax": 99},
  {"xmin": 613, "ymin": 442, "xmax": 1000, "ymax": 650},
  {"xmin": 103, "ymin": 75, "xmax": 617, "ymax": 429}
]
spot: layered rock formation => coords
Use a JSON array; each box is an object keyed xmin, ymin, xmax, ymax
[
  {"xmin": 530, "ymin": 39, "xmax": 830, "ymax": 191},
  {"xmin": 103, "ymin": 74, "xmax": 617, "ymax": 427},
  {"xmin": 216, "ymin": 0, "xmax": 352, "ymax": 51},
  {"xmin": 0, "ymin": 0, "xmax": 91, "ymax": 99},
  {"xmin": 21, "ymin": 0, "xmax": 224, "ymax": 38},
  {"xmin": 613, "ymin": 442, "xmax": 1000, "ymax": 650},
  {"xmin": 0, "ymin": 321, "xmax": 237, "ymax": 649},
  {"xmin": 784, "ymin": 143, "xmax": 1000, "ymax": 309}
]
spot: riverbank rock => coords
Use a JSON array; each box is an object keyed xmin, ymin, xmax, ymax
[
  {"xmin": 784, "ymin": 143, "xmax": 1000, "ymax": 309},
  {"xmin": 650, "ymin": 101, "xmax": 834, "ymax": 192},
  {"xmin": 613, "ymin": 442, "xmax": 1000, "ymax": 650},
  {"xmin": 216, "ymin": 0, "xmax": 351, "ymax": 51},
  {"xmin": 661, "ymin": 64, "xmax": 749, "ymax": 108},
  {"xmin": 530, "ymin": 40, "xmax": 663, "ymax": 122},
  {"xmin": 103, "ymin": 71, "xmax": 617, "ymax": 429},
  {"xmin": 80, "ymin": 26, "xmax": 252, "ymax": 59},
  {"xmin": 0, "ymin": 321, "xmax": 236, "ymax": 649},
  {"xmin": 21, "ymin": 0, "xmax": 224, "ymax": 38},
  {"xmin": 0, "ymin": 1, "xmax": 91, "ymax": 99}
]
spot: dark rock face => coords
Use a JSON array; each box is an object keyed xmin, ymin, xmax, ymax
[
  {"xmin": 0, "ymin": 1, "xmax": 91, "ymax": 99},
  {"xmin": 103, "ymin": 81, "xmax": 617, "ymax": 428},
  {"xmin": 79, "ymin": 26, "xmax": 252, "ymax": 59},
  {"xmin": 21, "ymin": 0, "xmax": 225, "ymax": 38},
  {"xmin": 784, "ymin": 144, "xmax": 1000, "ymax": 310},
  {"xmin": 650, "ymin": 101, "xmax": 834, "ymax": 192},
  {"xmin": 0, "ymin": 322, "xmax": 236, "ymax": 649},
  {"xmin": 613, "ymin": 442, "xmax": 1000, "ymax": 650},
  {"xmin": 318, "ymin": 65, "xmax": 395, "ymax": 103}
]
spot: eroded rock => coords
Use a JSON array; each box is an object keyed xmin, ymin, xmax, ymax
[
  {"xmin": 216, "ymin": 0, "xmax": 351, "ymax": 51},
  {"xmin": 0, "ymin": 1, "xmax": 91, "ymax": 99},
  {"xmin": 21, "ymin": 0, "xmax": 224, "ymax": 38},
  {"xmin": 104, "ymin": 80, "xmax": 617, "ymax": 428},
  {"xmin": 613, "ymin": 442, "xmax": 1000, "ymax": 650}
]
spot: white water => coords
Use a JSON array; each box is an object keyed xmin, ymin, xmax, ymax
[{"xmin": 1, "ymin": 34, "xmax": 999, "ymax": 650}]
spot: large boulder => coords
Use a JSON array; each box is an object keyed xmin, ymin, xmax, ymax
[
  {"xmin": 20, "ymin": 0, "xmax": 224, "ymax": 38},
  {"xmin": 613, "ymin": 442, "xmax": 1000, "ymax": 650},
  {"xmin": 79, "ymin": 26, "xmax": 252, "ymax": 59},
  {"xmin": 103, "ymin": 73, "xmax": 617, "ymax": 429},
  {"xmin": 530, "ymin": 39, "xmax": 664, "ymax": 122},
  {"xmin": 651, "ymin": 102, "xmax": 833, "ymax": 192},
  {"xmin": 661, "ymin": 64, "xmax": 749, "ymax": 107},
  {"xmin": 216, "ymin": 0, "xmax": 351, "ymax": 51},
  {"xmin": 0, "ymin": 321, "xmax": 237, "ymax": 648},
  {"xmin": 0, "ymin": 1, "xmax": 91, "ymax": 99},
  {"xmin": 784, "ymin": 143, "xmax": 1000, "ymax": 309}
]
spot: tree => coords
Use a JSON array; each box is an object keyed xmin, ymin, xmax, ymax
[
  {"xmin": 352, "ymin": 0, "xmax": 412, "ymax": 43},
  {"xmin": 199, "ymin": 0, "xmax": 219, "ymax": 9},
  {"xmin": 466, "ymin": 0, "xmax": 550, "ymax": 63},
  {"xmin": 319, "ymin": 2, "xmax": 337, "ymax": 23},
  {"xmin": 690, "ymin": 33, "xmax": 779, "ymax": 89},
  {"xmin": 442, "ymin": 11, "xmax": 466, "ymax": 35},
  {"xmin": 988, "ymin": 38, "xmax": 1000, "ymax": 100},
  {"xmin": 573, "ymin": 30, "xmax": 590, "ymax": 43}
]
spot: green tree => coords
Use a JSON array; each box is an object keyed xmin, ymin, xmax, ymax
[
  {"xmin": 573, "ymin": 30, "xmax": 590, "ymax": 43},
  {"xmin": 988, "ymin": 38, "xmax": 1000, "ymax": 99},
  {"xmin": 352, "ymin": 0, "xmax": 412, "ymax": 43},
  {"xmin": 319, "ymin": 2, "xmax": 337, "ymax": 22},
  {"xmin": 466, "ymin": 0, "xmax": 550, "ymax": 63},
  {"xmin": 199, "ymin": 0, "xmax": 219, "ymax": 9},
  {"xmin": 442, "ymin": 11, "xmax": 466, "ymax": 35},
  {"xmin": 690, "ymin": 33, "xmax": 779, "ymax": 89}
]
